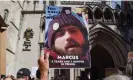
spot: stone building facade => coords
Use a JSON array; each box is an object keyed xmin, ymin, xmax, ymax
[
  {"xmin": 0, "ymin": 0, "xmax": 133, "ymax": 80},
  {"xmin": 0, "ymin": 0, "xmax": 22, "ymax": 78}
]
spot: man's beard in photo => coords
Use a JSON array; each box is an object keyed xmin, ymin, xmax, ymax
[
  {"xmin": 53, "ymin": 48, "xmax": 81, "ymax": 56},
  {"xmin": 52, "ymin": 39, "xmax": 89, "ymax": 56}
]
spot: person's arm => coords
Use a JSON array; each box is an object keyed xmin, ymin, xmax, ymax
[
  {"xmin": 40, "ymin": 71, "xmax": 48, "ymax": 80},
  {"xmin": 38, "ymin": 52, "xmax": 49, "ymax": 80}
]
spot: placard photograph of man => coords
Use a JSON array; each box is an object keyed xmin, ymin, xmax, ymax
[{"xmin": 45, "ymin": 6, "xmax": 90, "ymax": 68}]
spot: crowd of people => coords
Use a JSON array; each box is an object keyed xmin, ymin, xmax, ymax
[{"xmin": 1, "ymin": 53, "xmax": 133, "ymax": 80}]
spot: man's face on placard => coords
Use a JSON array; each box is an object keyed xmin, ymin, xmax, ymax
[{"xmin": 53, "ymin": 25, "xmax": 85, "ymax": 55}]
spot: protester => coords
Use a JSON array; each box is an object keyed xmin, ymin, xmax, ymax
[
  {"xmin": 104, "ymin": 74, "xmax": 130, "ymax": 80},
  {"xmin": 36, "ymin": 69, "xmax": 41, "ymax": 80},
  {"xmin": 16, "ymin": 68, "xmax": 31, "ymax": 80}
]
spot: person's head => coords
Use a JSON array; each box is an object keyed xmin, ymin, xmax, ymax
[
  {"xmin": 4, "ymin": 78, "xmax": 12, "ymax": 80},
  {"xmin": 4, "ymin": 75, "xmax": 15, "ymax": 80},
  {"xmin": 16, "ymin": 68, "xmax": 31, "ymax": 80},
  {"xmin": 46, "ymin": 13, "xmax": 88, "ymax": 56},
  {"xmin": 104, "ymin": 74, "xmax": 130, "ymax": 80},
  {"xmin": 36, "ymin": 69, "xmax": 40, "ymax": 79}
]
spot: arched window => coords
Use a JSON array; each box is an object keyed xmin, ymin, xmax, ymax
[
  {"xmin": 94, "ymin": 7, "xmax": 103, "ymax": 19},
  {"xmin": 87, "ymin": 7, "xmax": 93, "ymax": 23},
  {"xmin": 103, "ymin": 7, "xmax": 114, "ymax": 24},
  {"xmin": 104, "ymin": 8, "xmax": 113, "ymax": 20}
]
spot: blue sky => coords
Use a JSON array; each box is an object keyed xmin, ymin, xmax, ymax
[{"xmin": 111, "ymin": 1, "xmax": 121, "ymax": 9}]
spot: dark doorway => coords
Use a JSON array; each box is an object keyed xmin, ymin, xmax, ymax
[{"xmin": 90, "ymin": 45, "xmax": 114, "ymax": 80}]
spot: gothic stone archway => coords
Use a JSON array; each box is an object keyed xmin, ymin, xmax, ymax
[{"xmin": 89, "ymin": 22, "xmax": 127, "ymax": 79}]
